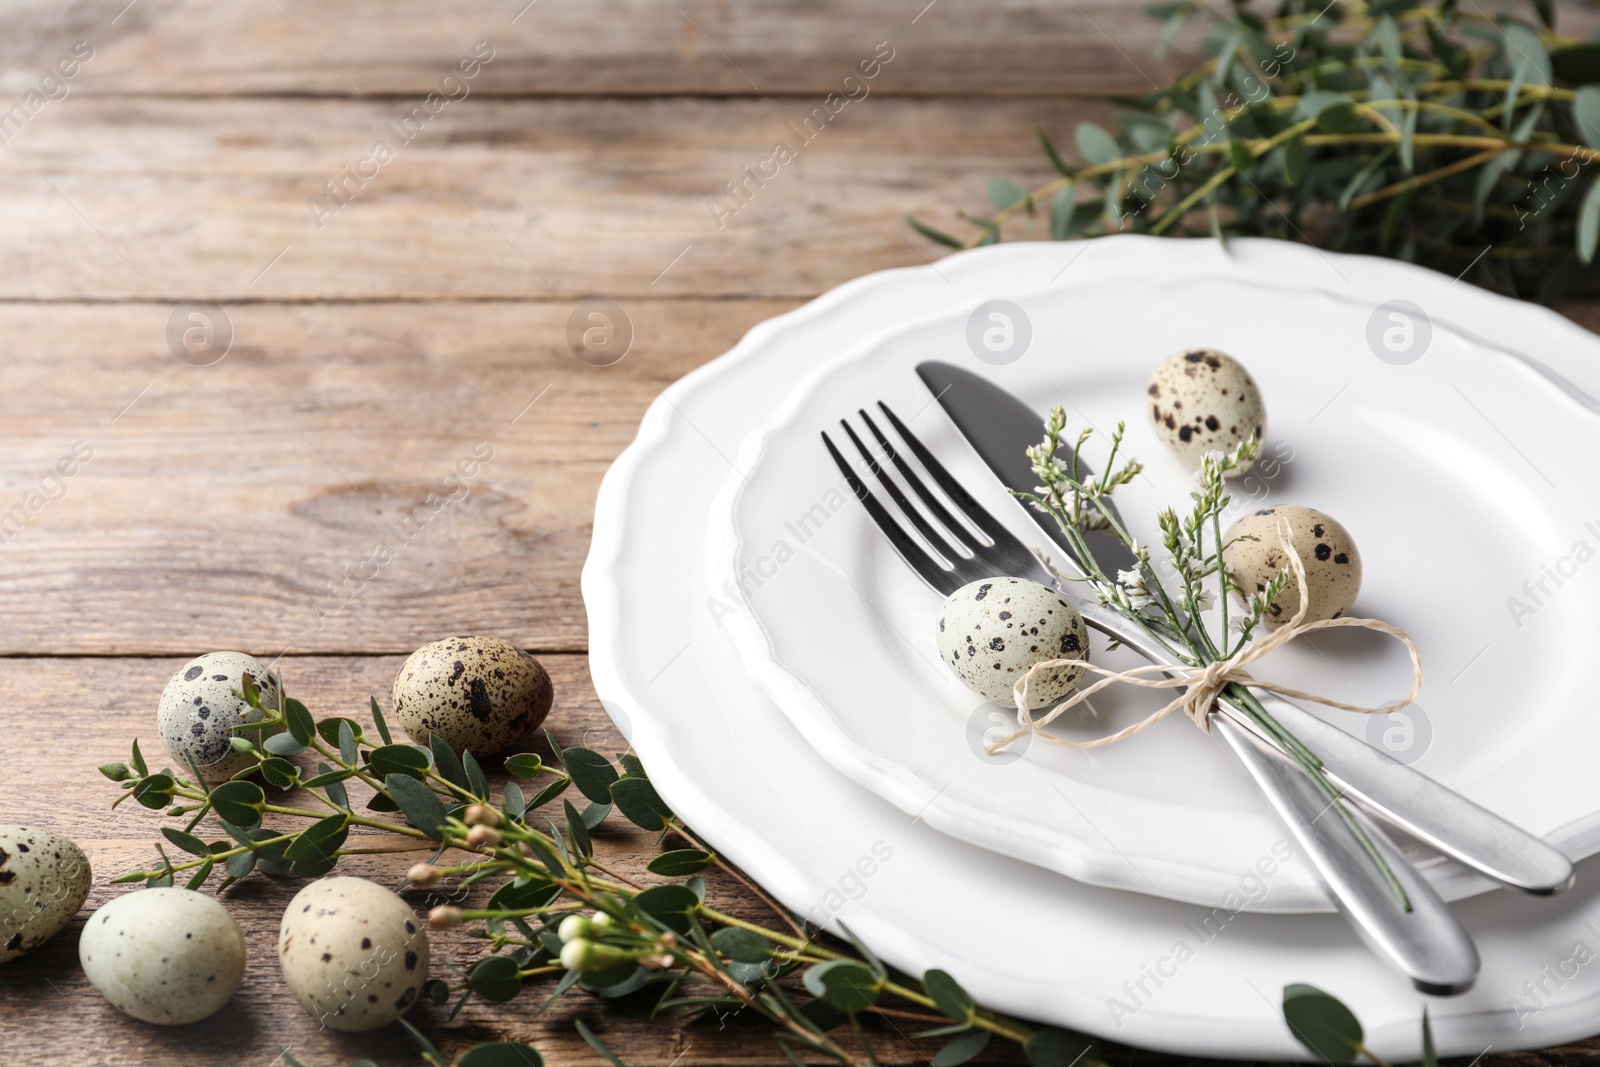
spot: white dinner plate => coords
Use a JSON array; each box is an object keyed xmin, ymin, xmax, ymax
[
  {"xmin": 712, "ymin": 274, "xmax": 1600, "ymax": 912},
  {"xmin": 585, "ymin": 236, "xmax": 1600, "ymax": 1057}
]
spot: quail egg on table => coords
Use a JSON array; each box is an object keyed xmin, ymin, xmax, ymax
[
  {"xmin": 0, "ymin": 825, "xmax": 92, "ymax": 962},
  {"xmin": 1222, "ymin": 505, "xmax": 1363, "ymax": 628},
  {"xmin": 392, "ymin": 636, "xmax": 553, "ymax": 755},
  {"xmin": 1147, "ymin": 348, "xmax": 1266, "ymax": 474},
  {"xmin": 79, "ymin": 887, "xmax": 247, "ymax": 1024},
  {"xmin": 157, "ymin": 651, "xmax": 281, "ymax": 783},
  {"xmin": 936, "ymin": 577, "xmax": 1089, "ymax": 709},
  {"xmin": 278, "ymin": 876, "xmax": 430, "ymax": 1032}
]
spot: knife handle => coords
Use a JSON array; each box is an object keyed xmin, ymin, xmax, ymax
[
  {"xmin": 1250, "ymin": 691, "xmax": 1574, "ymax": 895},
  {"xmin": 1213, "ymin": 717, "xmax": 1480, "ymax": 995},
  {"xmin": 1073, "ymin": 599, "xmax": 1572, "ymax": 896}
]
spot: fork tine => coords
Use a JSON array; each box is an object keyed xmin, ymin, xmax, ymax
[
  {"xmin": 821, "ymin": 431, "xmax": 963, "ymax": 596},
  {"xmin": 838, "ymin": 419, "xmax": 968, "ymax": 564},
  {"xmin": 875, "ymin": 402, "xmax": 1018, "ymax": 545},
  {"xmin": 857, "ymin": 408, "xmax": 983, "ymax": 549},
  {"xmin": 875, "ymin": 401, "xmax": 1048, "ymax": 580}
]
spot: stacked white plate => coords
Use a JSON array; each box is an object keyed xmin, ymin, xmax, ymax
[{"xmin": 584, "ymin": 236, "xmax": 1600, "ymax": 1059}]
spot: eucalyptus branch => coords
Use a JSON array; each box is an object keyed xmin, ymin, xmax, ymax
[
  {"xmin": 912, "ymin": 0, "xmax": 1600, "ymax": 299},
  {"xmin": 102, "ymin": 682, "xmax": 1104, "ymax": 1067}
]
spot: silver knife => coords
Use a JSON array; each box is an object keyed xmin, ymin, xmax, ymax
[{"xmin": 917, "ymin": 360, "xmax": 1574, "ymax": 897}]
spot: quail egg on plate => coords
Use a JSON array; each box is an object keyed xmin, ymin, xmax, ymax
[
  {"xmin": 1223, "ymin": 505, "xmax": 1363, "ymax": 627},
  {"xmin": 1147, "ymin": 348, "xmax": 1266, "ymax": 474},
  {"xmin": 936, "ymin": 577, "xmax": 1088, "ymax": 709}
]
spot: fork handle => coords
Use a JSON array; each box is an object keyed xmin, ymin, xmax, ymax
[
  {"xmin": 1213, "ymin": 717, "xmax": 1479, "ymax": 994},
  {"xmin": 1072, "ymin": 599, "xmax": 1571, "ymax": 895},
  {"xmin": 1250, "ymin": 691, "xmax": 1573, "ymax": 894}
]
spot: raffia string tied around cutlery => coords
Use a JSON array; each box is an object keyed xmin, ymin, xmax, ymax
[{"xmin": 986, "ymin": 523, "xmax": 1424, "ymax": 755}]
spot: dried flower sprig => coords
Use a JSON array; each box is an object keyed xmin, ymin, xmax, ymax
[
  {"xmin": 101, "ymin": 681, "xmax": 1104, "ymax": 1067},
  {"xmin": 913, "ymin": 0, "xmax": 1600, "ymax": 301},
  {"xmin": 1013, "ymin": 408, "xmax": 1408, "ymax": 908}
]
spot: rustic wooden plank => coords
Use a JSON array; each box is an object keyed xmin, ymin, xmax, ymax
[
  {"xmin": 0, "ymin": 95, "xmax": 1080, "ymax": 301},
  {"xmin": 0, "ymin": 0, "xmax": 1186, "ymax": 98},
  {"xmin": 0, "ymin": 297, "xmax": 798, "ymax": 656},
  {"xmin": 0, "ymin": 653, "xmax": 1029, "ymax": 1066}
]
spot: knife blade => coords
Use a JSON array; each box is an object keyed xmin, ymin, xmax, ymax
[{"xmin": 916, "ymin": 359, "xmax": 1574, "ymax": 896}]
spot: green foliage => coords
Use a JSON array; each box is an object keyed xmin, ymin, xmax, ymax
[
  {"xmin": 101, "ymin": 679, "xmax": 1098, "ymax": 1067},
  {"xmin": 1282, "ymin": 983, "xmax": 1365, "ymax": 1063},
  {"xmin": 915, "ymin": 0, "xmax": 1600, "ymax": 300}
]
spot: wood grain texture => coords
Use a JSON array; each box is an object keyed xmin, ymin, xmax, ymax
[
  {"xmin": 0, "ymin": 298, "xmax": 797, "ymax": 656},
  {"xmin": 0, "ymin": 654, "xmax": 1025, "ymax": 1067},
  {"xmin": 3, "ymin": 0, "xmax": 1600, "ymax": 1062},
  {"xmin": 0, "ymin": 0, "xmax": 1186, "ymax": 97},
  {"xmin": 0, "ymin": 95, "xmax": 1080, "ymax": 301}
]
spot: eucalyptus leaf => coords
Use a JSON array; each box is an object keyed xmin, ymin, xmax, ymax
[
  {"xmin": 467, "ymin": 954, "xmax": 523, "ymax": 1002},
  {"xmin": 259, "ymin": 757, "xmax": 299, "ymax": 790},
  {"xmin": 562, "ymin": 799, "xmax": 592, "ymax": 860},
  {"xmin": 368, "ymin": 743, "xmax": 430, "ymax": 780},
  {"xmin": 385, "ymin": 773, "xmax": 448, "ymax": 840},
  {"xmin": 463, "ymin": 749, "xmax": 489, "ymax": 799},
  {"xmin": 1038, "ymin": 127, "xmax": 1074, "ymax": 176},
  {"xmin": 263, "ymin": 732, "xmax": 306, "ymax": 756},
  {"xmin": 631, "ymin": 883, "xmax": 700, "ymax": 935},
  {"xmin": 1282, "ymin": 983, "xmax": 1364, "ymax": 1064},
  {"xmin": 504, "ymin": 752, "xmax": 543, "ymax": 778},
  {"xmin": 1075, "ymin": 122, "xmax": 1122, "ymax": 167},
  {"xmin": 923, "ymin": 969, "xmax": 975, "ymax": 1022},
  {"xmin": 1577, "ymin": 175, "xmax": 1600, "ymax": 263},
  {"xmin": 283, "ymin": 698, "xmax": 316, "ymax": 745},
  {"xmin": 1049, "ymin": 186, "xmax": 1078, "ymax": 240},
  {"xmin": 1022, "ymin": 1027, "xmax": 1097, "ymax": 1067},
  {"xmin": 987, "ymin": 176, "xmax": 1028, "ymax": 211},
  {"xmin": 610, "ymin": 777, "xmax": 672, "ymax": 831},
  {"xmin": 648, "ymin": 849, "xmax": 713, "ymax": 876},
  {"xmin": 802, "ymin": 959, "xmax": 881, "ymax": 1013},
  {"xmin": 575, "ymin": 1019, "xmax": 627, "ymax": 1067},
  {"xmin": 711, "ymin": 926, "xmax": 770, "ymax": 963},
  {"xmin": 932, "ymin": 1029, "xmax": 991, "ymax": 1067},
  {"xmin": 1576, "ymin": 86, "xmax": 1600, "ymax": 148},
  {"xmin": 369, "ymin": 696, "xmax": 393, "ymax": 744},
  {"xmin": 906, "ymin": 215, "xmax": 963, "ymax": 248},
  {"xmin": 562, "ymin": 747, "xmax": 620, "ymax": 804},
  {"xmin": 132, "ymin": 773, "xmax": 175, "ymax": 810},
  {"xmin": 456, "ymin": 1043, "xmax": 544, "ymax": 1067},
  {"xmin": 431, "ymin": 734, "xmax": 470, "ymax": 793},
  {"xmin": 1298, "ymin": 91, "xmax": 1357, "ymax": 133},
  {"xmin": 161, "ymin": 827, "xmax": 210, "ymax": 857},
  {"xmin": 503, "ymin": 781, "xmax": 528, "ymax": 822},
  {"xmin": 210, "ymin": 781, "xmax": 265, "ymax": 829}
]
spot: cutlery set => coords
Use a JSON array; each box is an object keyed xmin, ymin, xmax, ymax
[{"xmin": 821, "ymin": 360, "xmax": 1574, "ymax": 993}]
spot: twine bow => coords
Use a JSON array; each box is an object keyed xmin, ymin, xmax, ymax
[{"xmin": 985, "ymin": 522, "xmax": 1423, "ymax": 755}]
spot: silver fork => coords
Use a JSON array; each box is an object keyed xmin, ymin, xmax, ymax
[{"xmin": 823, "ymin": 402, "xmax": 1481, "ymax": 995}]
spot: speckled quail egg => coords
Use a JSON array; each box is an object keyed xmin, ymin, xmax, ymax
[
  {"xmin": 1223, "ymin": 505, "xmax": 1363, "ymax": 628},
  {"xmin": 157, "ymin": 651, "xmax": 281, "ymax": 783},
  {"xmin": 0, "ymin": 826, "xmax": 91, "ymax": 962},
  {"xmin": 79, "ymin": 888, "xmax": 246, "ymax": 1024},
  {"xmin": 279, "ymin": 876, "xmax": 429, "ymax": 1032},
  {"xmin": 1147, "ymin": 348, "xmax": 1266, "ymax": 474},
  {"xmin": 936, "ymin": 577, "xmax": 1089, "ymax": 709},
  {"xmin": 392, "ymin": 636, "xmax": 553, "ymax": 755}
]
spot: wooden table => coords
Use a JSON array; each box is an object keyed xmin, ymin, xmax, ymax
[{"xmin": 1, "ymin": 2, "xmax": 1596, "ymax": 1063}]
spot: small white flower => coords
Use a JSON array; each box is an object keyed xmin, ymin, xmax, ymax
[{"xmin": 1193, "ymin": 589, "xmax": 1217, "ymax": 612}]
